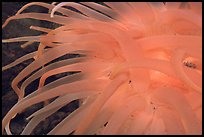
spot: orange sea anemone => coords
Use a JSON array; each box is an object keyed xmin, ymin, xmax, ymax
[{"xmin": 2, "ymin": 2, "xmax": 202, "ymax": 135}]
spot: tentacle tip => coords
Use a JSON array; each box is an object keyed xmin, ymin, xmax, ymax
[
  {"xmin": 2, "ymin": 68, "xmax": 6, "ymax": 71},
  {"xmin": 2, "ymin": 39, "xmax": 8, "ymax": 43},
  {"xmin": 50, "ymin": 13, "xmax": 54, "ymax": 18},
  {"xmin": 29, "ymin": 26, "xmax": 33, "ymax": 29}
]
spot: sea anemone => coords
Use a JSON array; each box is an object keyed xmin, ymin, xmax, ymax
[{"xmin": 2, "ymin": 2, "xmax": 202, "ymax": 135}]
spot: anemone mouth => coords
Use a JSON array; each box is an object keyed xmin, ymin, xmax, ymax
[{"xmin": 2, "ymin": 2, "xmax": 202, "ymax": 135}]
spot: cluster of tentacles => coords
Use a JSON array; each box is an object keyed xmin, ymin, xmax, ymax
[{"xmin": 2, "ymin": 2, "xmax": 202, "ymax": 135}]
